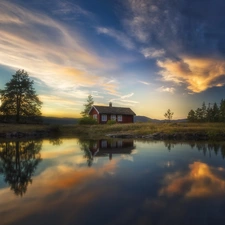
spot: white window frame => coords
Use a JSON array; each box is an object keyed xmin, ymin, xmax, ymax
[
  {"xmin": 117, "ymin": 115, "xmax": 122, "ymax": 122},
  {"xmin": 101, "ymin": 114, "xmax": 107, "ymax": 122},
  {"xmin": 111, "ymin": 114, "xmax": 116, "ymax": 121},
  {"xmin": 93, "ymin": 114, "xmax": 97, "ymax": 120}
]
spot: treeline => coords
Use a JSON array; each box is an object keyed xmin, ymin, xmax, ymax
[{"xmin": 187, "ymin": 99, "xmax": 225, "ymax": 122}]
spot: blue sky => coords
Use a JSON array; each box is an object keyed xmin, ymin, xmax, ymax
[{"xmin": 0, "ymin": 0, "xmax": 225, "ymax": 119}]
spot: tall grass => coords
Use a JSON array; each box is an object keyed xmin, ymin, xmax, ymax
[{"xmin": 1, "ymin": 122, "xmax": 225, "ymax": 139}]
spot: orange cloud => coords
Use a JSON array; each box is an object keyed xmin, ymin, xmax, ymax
[
  {"xmin": 157, "ymin": 57, "xmax": 225, "ymax": 93},
  {"xmin": 159, "ymin": 162, "xmax": 225, "ymax": 198}
]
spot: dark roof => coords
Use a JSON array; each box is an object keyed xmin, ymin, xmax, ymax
[{"xmin": 91, "ymin": 105, "xmax": 136, "ymax": 115}]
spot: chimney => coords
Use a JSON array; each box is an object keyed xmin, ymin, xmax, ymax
[{"xmin": 109, "ymin": 102, "xmax": 112, "ymax": 107}]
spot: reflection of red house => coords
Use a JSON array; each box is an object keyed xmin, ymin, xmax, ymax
[
  {"xmin": 89, "ymin": 103, "xmax": 136, "ymax": 124},
  {"xmin": 89, "ymin": 139, "xmax": 135, "ymax": 160}
]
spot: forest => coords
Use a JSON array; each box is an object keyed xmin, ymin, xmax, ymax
[{"xmin": 187, "ymin": 99, "xmax": 225, "ymax": 122}]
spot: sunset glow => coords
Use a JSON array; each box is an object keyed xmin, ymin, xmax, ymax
[{"xmin": 1, "ymin": 0, "xmax": 225, "ymax": 119}]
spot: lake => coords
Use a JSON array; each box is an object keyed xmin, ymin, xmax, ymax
[{"xmin": 1, "ymin": 138, "xmax": 225, "ymax": 225}]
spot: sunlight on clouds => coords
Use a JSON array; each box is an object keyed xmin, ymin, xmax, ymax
[
  {"xmin": 0, "ymin": 1, "xmax": 115, "ymax": 93},
  {"xmin": 39, "ymin": 95, "xmax": 82, "ymax": 117},
  {"xmin": 62, "ymin": 67, "xmax": 100, "ymax": 86},
  {"xmin": 159, "ymin": 162, "xmax": 225, "ymax": 198},
  {"xmin": 157, "ymin": 57, "xmax": 225, "ymax": 93}
]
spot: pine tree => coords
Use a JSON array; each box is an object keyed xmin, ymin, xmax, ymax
[
  {"xmin": 81, "ymin": 95, "xmax": 94, "ymax": 117},
  {"xmin": 0, "ymin": 69, "xmax": 42, "ymax": 123}
]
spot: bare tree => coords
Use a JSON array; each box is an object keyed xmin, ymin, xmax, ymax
[{"xmin": 164, "ymin": 109, "xmax": 174, "ymax": 122}]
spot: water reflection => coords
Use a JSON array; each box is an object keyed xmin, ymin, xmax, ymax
[
  {"xmin": 79, "ymin": 139, "xmax": 135, "ymax": 166},
  {"xmin": 0, "ymin": 140, "xmax": 42, "ymax": 196},
  {"xmin": 1, "ymin": 138, "xmax": 225, "ymax": 225},
  {"xmin": 164, "ymin": 140, "xmax": 225, "ymax": 158},
  {"xmin": 159, "ymin": 161, "xmax": 225, "ymax": 198}
]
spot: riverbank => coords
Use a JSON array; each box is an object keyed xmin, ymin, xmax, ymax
[{"xmin": 1, "ymin": 122, "xmax": 225, "ymax": 141}]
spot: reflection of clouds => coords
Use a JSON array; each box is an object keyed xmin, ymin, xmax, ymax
[
  {"xmin": 121, "ymin": 155, "xmax": 134, "ymax": 162},
  {"xmin": 0, "ymin": 157, "xmax": 119, "ymax": 225},
  {"xmin": 159, "ymin": 162, "xmax": 225, "ymax": 198},
  {"xmin": 159, "ymin": 160, "xmax": 175, "ymax": 168}
]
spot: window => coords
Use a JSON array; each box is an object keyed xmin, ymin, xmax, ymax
[
  {"xmin": 101, "ymin": 114, "xmax": 107, "ymax": 122},
  {"xmin": 111, "ymin": 141, "xmax": 116, "ymax": 148},
  {"xmin": 93, "ymin": 114, "xmax": 97, "ymax": 120},
  {"xmin": 117, "ymin": 115, "xmax": 122, "ymax": 122},
  {"xmin": 111, "ymin": 115, "xmax": 116, "ymax": 121},
  {"xmin": 101, "ymin": 140, "xmax": 107, "ymax": 148},
  {"xmin": 117, "ymin": 140, "xmax": 123, "ymax": 147}
]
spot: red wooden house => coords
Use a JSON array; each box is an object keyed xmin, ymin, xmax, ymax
[{"xmin": 88, "ymin": 102, "xmax": 136, "ymax": 124}]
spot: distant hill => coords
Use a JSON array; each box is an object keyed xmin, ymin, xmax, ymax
[
  {"xmin": 41, "ymin": 116, "xmax": 187, "ymax": 125},
  {"xmin": 42, "ymin": 116, "xmax": 79, "ymax": 125},
  {"xmin": 134, "ymin": 115, "xmax": 161, "ymax": 123},
  {"xmin": 134, "ymin": 115, "xmax": 187, "ymax": 123}
]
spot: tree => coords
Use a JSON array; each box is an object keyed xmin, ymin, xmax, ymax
[
  {"xmin": 81, "ymin": 94, "xmax": 94, "ymax": 117},
  {"xmin": 164, "ymin": 109, "xmax": 174, "ymax": 122},
  {"xmin": 0, "ymin": 70, "xmax": 42, "ymax": 123},
  {"xmin": 212, "ymin": 102, "xmax": 220, "ymax": 122},
  {"xmin": 201, "ymin": 102, "xmax": 207, "ymax": 122},
  {"xmin": 187, "ymin": 109, "xmax": 196, "ymax": 122},
  {"xmin": 220, "ymin": 99, "xmax": 225, "ymax": 122}
]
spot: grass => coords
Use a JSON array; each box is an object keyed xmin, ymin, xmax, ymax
[{"xmin": 1, "ymin": 122, "xmax": 225, "ymax": 139}]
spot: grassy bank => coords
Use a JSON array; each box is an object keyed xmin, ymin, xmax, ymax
[
  {"xmin": 60, "ymin": 122, "xmax": 225, "ymax": 139},
  {"xmin": 2, "ymin": 122, "xmax": 223, "ymax": 139}
]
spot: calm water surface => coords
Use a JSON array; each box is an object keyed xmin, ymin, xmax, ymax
[{"xmin": 1, "ymin": 138, "xmax": 225, "ymax": 225}]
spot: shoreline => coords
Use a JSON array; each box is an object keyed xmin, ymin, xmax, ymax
[
  {"xmin": 1, "ymin": 122, "xmax": 225, "ymax": 141},
  {"xmin": 1, "ymin": 130, "xmax": 225, "ymax": 141}
]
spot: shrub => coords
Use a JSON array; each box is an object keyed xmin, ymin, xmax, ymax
[
  {"xmin": 79, "ymin": 117, "xmax": 98, "ymax": 125},
  {"xmin": 107, "ymin": 120, "xmax": 117, "ymax": 125}
]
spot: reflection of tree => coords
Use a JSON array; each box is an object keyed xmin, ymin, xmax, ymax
[
  {"xmin": 49, "ymin": 137, "xmax": 63, "ymax": 146},
  {"xmin": 163, "ymin": 141, "xmax": 225, "ymax": 159},
  {"xmin": 78, "ymin": 139, "xmax": 95, "ymax": 167},
  {"xmin": 164, "ymin": 141, "xmax": 174, "ymax": 151},
  {"xmin": 189, "ymin": 142, "xmax": 225, "ymax": 159},
  {"xmin": 0, "ymin": 140, "xmax": 42, "ymax": 196}
]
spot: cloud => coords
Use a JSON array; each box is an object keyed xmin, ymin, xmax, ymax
[
  {"xmin": 97, "ymin": 27, "xmax": 135, "ymax": 50},
  {"xmin": 123, "ymin": 0, "xmax": 225, "ymax": 77},
  {"xmin": 0, "ymin": 1, "xmax": 123, "ymax": 106},
  {"xmin": 123, "ymin": 0, "xmax": 179, "ymax": 45},
  {"xmin": 141, "ymin": 47, "xmax": 165, "ymax": 59},
  {"xmin": 121, "ymin": 93, "xmax": 134, "ymax": 99},
  {"xmin": 138, "ymin": 80, "xmax": 151, "ymax": 85},
  {"xmin": 52, "ymin": 0, "xmax": 94, "ymax": 19},
  {"xmin": 0, "ymin": 1, "xmax": 116, "ymax": 86},
  {"xmin": 159, "ymin": 162, "xmax": 225, "ymax": 198},
  {"xmin": 157, "ymin": 57, "xmax": 225, "ymax": 93},
  {"xmin": 109, "ymin": 92, "xmax": 138, "ymax": 107},
  {"xmin": 157, "ymin": 86, "xmax": 175, "ymax": 94}
]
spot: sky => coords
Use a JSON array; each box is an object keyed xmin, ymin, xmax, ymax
[{"xmin": 0, "ymin": 0, "xmax": 225, "ymax": 119}]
